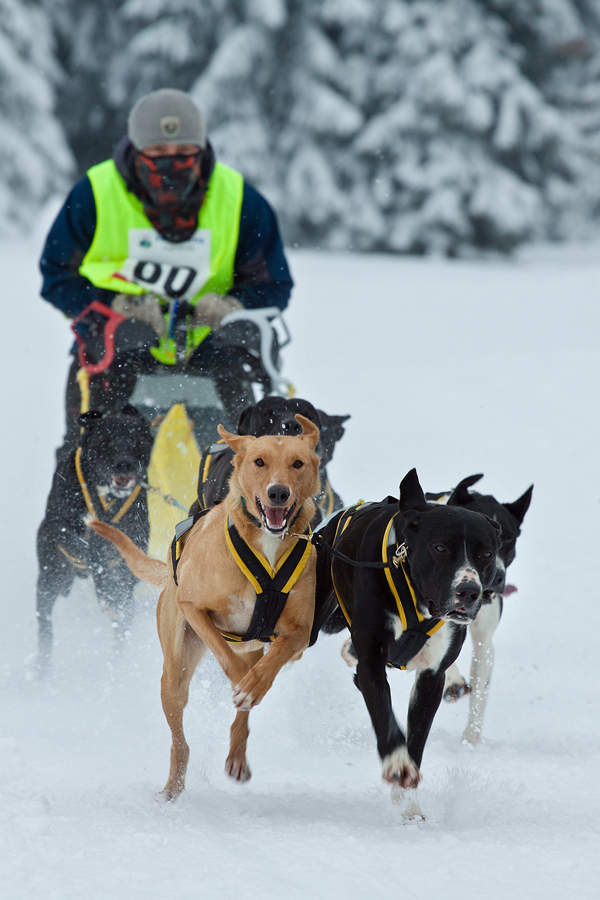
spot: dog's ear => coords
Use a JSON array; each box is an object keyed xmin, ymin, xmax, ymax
[
  {"xmin": 484, "ymin": 515, "xmax": 502, "ymax": 535},
  {"xmin": 121, "ymin": 403, "xmax": 141, "ymax": 418},
  {"xmin": 447, "ymin": 473, "xmax": 484, "ymax": 506},
  {"xmin": 217, "ymin": 423, "xmax": 255, "ymax": 454},
  {"xmin": 503, "ymin": 485, "xmax": 533, "ymax": 525},
  {"xmin": 399, "ymin": 469, "xmax": 429, "ymax": 512},
  {"xmin": 236, "ymin": 406, "xmax": 254, "ymax": 436},
  {"xmin": 295, "ymin": 414, "xmax": 320, "ymax": 450},
  {"xmin": 317, "ymin": 411, "xmax": 350, "ymax": 438}
]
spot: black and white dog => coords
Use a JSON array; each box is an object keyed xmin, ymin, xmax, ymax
[
  {"xmin": 36, "ymin": 405, "xmax": 154, "ymax": 668},
  {"xmin": 317, "ymin": 469, "xmax": 501, "ymax": 790},
  {"xmin": 191, "ymin": 396, "xmax": 349, "ymax": 519},
  {"xmin": 428, "ymin": 474, "xmax": 533, "ymax": 745}
]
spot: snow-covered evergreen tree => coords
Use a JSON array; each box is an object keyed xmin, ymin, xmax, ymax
[
  {"xmin": 0, "ymin": 0, "xmax": 73, "ymax": 235},
  {"xmin": 190, "ymin": 0, "xmax": 600, "ymax": 253},
  {"xmin": 271, "ymin": 0, "xmax": 600, "ymax": 253},
  {"xmin": 44, "ymin": 0, "xmax": 227, "ymax": 175},
  {"xmin": 21, "ymin": 0, "xmax": 600, "ymax": 251}
]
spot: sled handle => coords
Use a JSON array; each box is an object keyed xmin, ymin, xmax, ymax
[{"xmin": 71, "ymin": 301, "xmax": 127, "ymax": 375}]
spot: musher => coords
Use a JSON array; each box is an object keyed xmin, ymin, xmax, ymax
[{"xmin": 40, "ymin": 88, "xmax": 293, "ymax": 456}]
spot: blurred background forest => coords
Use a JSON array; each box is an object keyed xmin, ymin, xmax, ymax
[{"xmin": 3, "ymin": 0, "xmax": 600, "ymax": 255}]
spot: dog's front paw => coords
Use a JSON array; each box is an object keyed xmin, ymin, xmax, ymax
[
  {"xmin": 225, "ymin": 754, "xmax": 252, "ymax": 782},
  {"xmin": 381, "ymin": 747, "xmax": 421, "ymax": 788},
  {"xmin": 156, "ymin": 787, "xmax": 182, "ymax": 804},
  {"xmin": 233, "ymin": 670, "xmax": 272, "ymax": 710}
]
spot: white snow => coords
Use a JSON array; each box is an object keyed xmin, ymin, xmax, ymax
[{"xmin": 1, "ymin": 236, "xmax": 599, "ymax": 899}]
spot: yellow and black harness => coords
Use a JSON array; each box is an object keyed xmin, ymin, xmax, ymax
[
  {"xmin": 323, "ymin": 501, "xmax": 445, "ymax": 669},
  {"xmin": 196, "ymin": 439, "xmax": 228, "ymax": 510},
  {"xmin": 171, "ymin": 511, "xmax": 312, "ymax": 644},
  {"xmin": 58, "ymin": 446, "xmax": 141, "ymax": 570}
]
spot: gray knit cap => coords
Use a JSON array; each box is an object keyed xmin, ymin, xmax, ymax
[{"xmin": 128, "ymin": 89, "xmax": 206, "ymax": 151}]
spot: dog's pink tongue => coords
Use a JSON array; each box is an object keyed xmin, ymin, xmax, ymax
[
  {"xmin": 265, "ymin": 506, "xmax": 286, "ymax": 529},
  {"xmin": 503, "ymin": 584, "xmax": 518, "ymax": 596}
]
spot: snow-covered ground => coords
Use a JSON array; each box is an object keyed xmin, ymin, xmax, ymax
[{"xmin": 1, "ymin": 235, "xmax": 599, "ymax": 899}]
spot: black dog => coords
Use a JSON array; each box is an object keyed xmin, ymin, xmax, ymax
[
  {"xmin": 316, "ymin": 469, "xmax": 500, "ymax": 793},
  {"xmin": 429, "ymin": 474, "xmax": 533, "ymax": 744},
  {"xmin": 36, "ymin": 405, "xmax": 154, "ymax": 668},
  {"xmin": 190, "ymin": 396, "xmax": 349, "ymax": 518}
]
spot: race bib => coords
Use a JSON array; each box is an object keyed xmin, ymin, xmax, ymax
[{"xmin": 116, "ymin": 228, "xmax": 212, "ymax": 301}]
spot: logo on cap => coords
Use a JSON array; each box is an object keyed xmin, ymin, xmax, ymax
[{"xmin": 160, "ymin": 116, "xmax": 181, "ymax": 139}]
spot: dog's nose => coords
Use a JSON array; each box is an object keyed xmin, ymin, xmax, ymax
[
  {"xmin": 267, "ymin": 484, "xmax": 291, "ymax": 506},
  {"xmin": 114, "ymin": 457, "xmax": 135, "ymax": 472},
  {"xmin": 453, "ymin": 580, "xmax": 481, "ymax": 606},
  {"xmin": 281, "ymin": 417, "xmax": 302, "ymax": 436}
]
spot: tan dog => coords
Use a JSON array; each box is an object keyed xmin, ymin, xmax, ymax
[{"xmin": 90, "ymin": 415, "xmax": 320, "ymax": 800}]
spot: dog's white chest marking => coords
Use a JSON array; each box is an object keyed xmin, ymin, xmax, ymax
[
  {"xmin": 259, "ymin": 531, "xmax": 282, "ymax": 570},
  {"xmin": 405, "ymin": 624, "xmax": 452, "ymax": 672},
  {"xmin": 388, "ymin": 612, "xmax": 404, "ymax": 641},
  {"xmin": 386, "ymin": 613, "xmax": 452, "ymax": 672}
]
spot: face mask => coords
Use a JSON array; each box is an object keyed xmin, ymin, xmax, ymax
[
  {"xmin": 134, "ymin": 152, "xmax": 203, "ymax": 206},
  {"xmin": 133, "ymin": 151, "xmax": 206, "ymax": 242}
]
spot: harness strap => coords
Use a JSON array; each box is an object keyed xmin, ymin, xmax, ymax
[
  {"xmin": 197, "ymin": 439, "xmax": 228, "ymax": 511},
  {"xmin": 170, "ymin": 509, "xmax": 212, "ymax": 585},
  {"xmin": 328, "ymin": 504, "xmax": 445, "ymax": 670},
  {"xmin": 317, "ymin": 476, "xmax": 336, "ymax": 518},
  {"xmin": 75, "ymin": 446, "xmax": 142, "ymax": 524},
  {"xmin": 223, "ymin": 517, "xmax": 312, "ymax": 643},
  {"xmin": 58, "ymin": 543, "xmax": 122, "ymax": 571},
  {"xmin": 57, "ymin": 545, "xmax": 88, "ymax": 569}
]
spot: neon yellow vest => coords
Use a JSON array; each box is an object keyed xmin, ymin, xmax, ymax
[{"xmin": 80, "ymin": 159, "xmax": 244, "ymax": 363}]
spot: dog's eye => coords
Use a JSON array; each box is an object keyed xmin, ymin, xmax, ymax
[
  {"xmin": 293, "ymin": 460, "xmax": 304, "ymax": 469},
  {"xmin": 433, "ymin": 544, "xmax": 446, "ymax": 553},
  {"xmin": 480, "ymin": 550, "xmax": 493, "ymax": 559},
  {"xmin": 254, "ymin": 458, "xmax": 265, "ymax": 467}
]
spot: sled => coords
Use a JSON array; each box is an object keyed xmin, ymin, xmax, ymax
[{"xmin": 72, "ymin": 302, "xmax": 293, "ymax": 560}]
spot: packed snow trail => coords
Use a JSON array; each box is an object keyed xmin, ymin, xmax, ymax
[{"xmin": 0, "ymin": 238, "xmax": 598, "ymax": 900}]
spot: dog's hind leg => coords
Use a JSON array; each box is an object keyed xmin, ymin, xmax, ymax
[
  {"xmin": 96, "ymin": 589, "xmax": 134, "ymax": 647},
  {"xmin": 443, "ymin": 662, "xmax": 470, "ymax": 702},
  {"xmin": 159, "ymin": 617, "xmax": 207, "ymax": 802},
  {"xmin": 225, "ymin": 649, "xmax": 263, "ymax": 783},
  {"xmin": 462, "ymin": 595, "xmax": 502, "ymax": 746}
]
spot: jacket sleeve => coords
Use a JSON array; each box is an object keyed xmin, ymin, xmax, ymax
[
  {"xmin": 229, "ymin": 183, "xmax": 293, "ymax": 311},
  {"xmin": 39, "ymin": 176, "xmax": 116, "ymax": 319}
]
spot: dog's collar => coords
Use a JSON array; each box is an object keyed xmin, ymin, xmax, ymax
[
  {"xmin": 382, "ymin": 517, "xmax": 441, "ymax": 631},
  {"xmin": 239, "ymin": 496, "xmax": 263, "ymax": 529},
  {"xmin": 74, "ymin": 446, "xmax": 142, "ymax": 524},
  {"xmin": 222, "ymin": 516, "xmax": 313, "ymax": 643}
]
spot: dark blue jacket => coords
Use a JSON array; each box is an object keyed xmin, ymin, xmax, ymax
[{"xmin": 40, "ymin": 153, "xmax": 293, "ymax": 319}]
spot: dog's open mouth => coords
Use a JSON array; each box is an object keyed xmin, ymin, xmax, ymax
[
  {"xmin": 445, "ymin": 609, "xmax": 475, "ymax": 624},
  {"xmin": 256, "ymin": 498, "xmax": 296, "ymax": 535},
  {"xmin": 109, "ymin": 475, "xmax": 137, "ymax": 498},
  {"xmin": 427, "ymin": 599, "xmax": 475, "ymax": 624}
]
